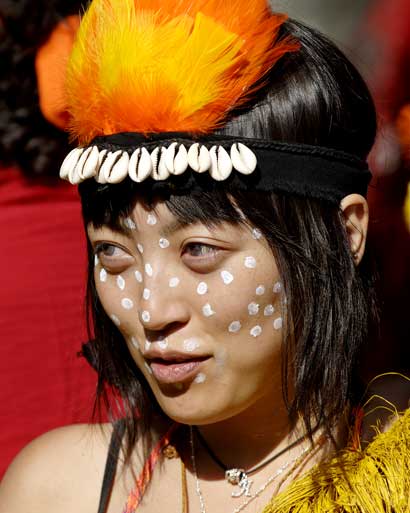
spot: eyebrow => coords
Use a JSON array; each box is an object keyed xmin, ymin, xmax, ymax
[{"xmin": 160, "ymin": 218, "xmax": 193, "ymax": 237}]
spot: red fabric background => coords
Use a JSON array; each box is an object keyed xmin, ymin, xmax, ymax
[{"xmin": 0, "ymin": 167, "xmax": 97, "ymax": 478}]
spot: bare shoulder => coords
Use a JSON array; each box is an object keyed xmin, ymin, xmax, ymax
[{"xmin": 0, "ymin": 423, "xmax": 113, "ymax": 513}]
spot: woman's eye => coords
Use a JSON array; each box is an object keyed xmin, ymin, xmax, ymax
[
  {"xmin": 94, "ymin": 243, "xmax": 133, "ymax": 270},
  {"xmin": 183, "ymin": 243, "xmax": 219, "ymax": 258}
]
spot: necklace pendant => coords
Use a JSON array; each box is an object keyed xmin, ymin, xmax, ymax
[{"xmin": 225, "ymin": 469, "xmax": 253, "ymax": 498}]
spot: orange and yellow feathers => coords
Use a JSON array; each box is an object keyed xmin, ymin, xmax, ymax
[{"xmin": 66, "ymin": 0, "xmax": 298, "ymax": 145}]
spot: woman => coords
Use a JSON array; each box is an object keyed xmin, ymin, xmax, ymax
[{"xmin": 0, "ymin": 0, "xmax": 409, "ymax": 512}]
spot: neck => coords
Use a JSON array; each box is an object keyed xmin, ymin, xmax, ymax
[{"xmin": 195, "ymin": 393, "xmax": 300, "ymax": 473}]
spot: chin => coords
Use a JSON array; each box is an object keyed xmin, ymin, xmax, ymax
[{"xmin": 154, "ymin": 386, "xmax": 248, "ymax": 426}]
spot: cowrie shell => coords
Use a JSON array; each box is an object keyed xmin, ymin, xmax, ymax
[
  {"xmin": 73, "ymin": 146, "xmax": 93, "ymax": 183},
  {"xmin": 108, "ymin": 151, "xmax": 129, "ymax": 183},
  {"xmin": 60, "ymin": 147, "xmax": 83, "ymax": 180},
  {"xmin": 101, "ymin": 150, "xmax": 122, "ymax": 182},
  {"xmin": 198, "ymin": 145, "xmax": 211, "ymax": 172},
  {"xmin": 187, "ymin": 143, "xmax": 200, "ymax": 171},
  {"xmin": 95, "ymin": 149, "xmax": 108, "ymax": 182},
  {"xmin": 230, "ymin": 143, "xmax": 257, "ymax": 175},
  {"xmin": 209, "ymin": 146, "xmax": 232, "ymax": 181},
  {"xmin": 137, "ymin": 147, "xmax": 153, "ymax": 182},
  {"xmin": 81, "ymin": 146, "xmax": 100, "ymax": 180},
  {"xmin": 151, "ymin": 147, "xmax": 160, "ymax": 174},
  {"xmin": 188, "ymin": 144, "xmax": 211, "ymax": 173},
  {"xmin": 165, "ymin": 142, "xmax": 178, "ymax": 173},
  {"xmin": 154, "ymin": 147, "xmax": 170, "ymax": 180},
  {"xmin": 69, "ymin": 147, "xmax": 91, "ymax": 184},
  {"xmin": 173, "ymin": 145, "xmax": 189, "ymax": 175},
  {"xmin": 128, "ymin": 148, "xmax": 141, "ymax": 182},
  {"xmin": 68, "ymin": 164, "xmax": 81, "ymax": 185}
]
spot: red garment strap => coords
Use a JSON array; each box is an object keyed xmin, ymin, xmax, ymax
[{"xmin": 123, "ymin": 424, "xmax": 179, "ymax": 513}]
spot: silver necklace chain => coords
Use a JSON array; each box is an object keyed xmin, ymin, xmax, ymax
[
  {"xmin": 189, "ymin": 425, "xmax": 310, "ymax": 513},
  {"xmin": 189, "ymin": 425, "xmax": 207, "ymax": 513}
]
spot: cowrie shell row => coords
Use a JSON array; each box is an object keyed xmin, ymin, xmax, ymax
[{"xmin": 60, "ymin": 143, "xmax": 258, "ymax": 184}]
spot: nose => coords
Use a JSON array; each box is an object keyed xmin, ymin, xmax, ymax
[{"xmin": 139, "ymin": 273, "xmax": 190, "ymax": 336}]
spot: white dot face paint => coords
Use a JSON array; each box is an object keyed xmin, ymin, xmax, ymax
[
  {"xmin": 197, "ymin": 282, "xmax": 208, "ymax": 295},
  {"xmin": 183, "ymin": 338, "xmax": 200, "ymax": 352},
  {"xmin": 221, "ymin": 270, "xmax": 234, "ymax": 285},
  {"xmin": 157, "ymin": 338, "xmax": 168, "ymax": 350},
  {"xmin": 141, "ymin": 310, "xmax": 151, "ymax": 323},
  {"xmin": 147, "ymin": 214, "xmax": 157, "ymax": 226},
  {"xmin": 244, "ymin": 256, "xmax": 257, "ymax": 269},
  {"xmin": 137, "ymin": 243, "xmax": 144, "ymax": 254},
  {"xmin": 248, "ymin": 302, "xmax": 260, "ymax": 316},
  {"xmin": 264, "ymin": 304, "xmax": 275, "ymax": 316},
  {"xmin": 94, "ymin": 255, "xmax": 99, "ymax": 267},
  {"xmin": 88, "ymin": 201, "xmax": 287, "ymax": 429},
  {"xmin": 194, "ymin": 373, "xmax": 206, "ymax": 384},
  {"xmin": 252, "ymin": 228, "xmax": 262, "ymax": 240},
  {"xmin": 273, "ymin": 282, "xmax": 282, "ymax": 294},
  {"xmin": 273, "ymin": 317, "xmax": 283, "ymax": 330},
  {"xmin": 169, "ymin": 277, "xmax": 180, "ymax": 288},
  {"xmin": 121, "ymin": 298, "xmax": 134, "ymax": 310},
  {"xmin": 256, "ymin": 285, "xmax": 265, "ymax": 296},
  {"xmin": 124, "ymin": 217, "xmax": 137, "ymax": 230},
  {"xmin": 99, "ymin": 268, "xmax": 107, "ymax": 283},
  {"xmin": 110, "ymin": 314, "xmax": 121, "ymax": 327},
  {"xmin": 229, "ymin": 321, "xmax": 242, "ymax": 333},
  {"xmin": 202, "ymin": 303, "xmax": 215, "ymax": 317},
  {"xmin": 250, "ymin": 325, "xmax": 263, "ymax": 338},
  {"xmin": 159, "ymin": 238, "xmax": 170, "ymax": 249},
  {"xmin": 117, "ymin": 275, "xmax": 125, "ymax": 290}
]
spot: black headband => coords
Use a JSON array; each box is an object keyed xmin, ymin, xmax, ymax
[{"xmin": 61, "ymin": 132, "xmax": 371, "ymax": 204}]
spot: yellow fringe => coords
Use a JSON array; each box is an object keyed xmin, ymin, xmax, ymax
[{"xmin": 263, "ymin": 409, "xmax": 410, "ymax": 513}]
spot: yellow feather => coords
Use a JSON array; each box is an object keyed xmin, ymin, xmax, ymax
[
  {"xmin": 65, "ymin": 0, "xmax": 297, "ymax": 143},
  {"xmin": 263, "ymin": 409, "xmax": 410, "ymax": 513}
]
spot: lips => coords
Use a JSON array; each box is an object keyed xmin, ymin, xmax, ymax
[{"xmin": 146, "ymin": 354, "xmax": 210, "ymax": 384}]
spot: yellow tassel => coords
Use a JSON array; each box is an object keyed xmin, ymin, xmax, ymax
[{"xmin": 263, "ymin": 409, "xmax": 410, "ymax": 513}]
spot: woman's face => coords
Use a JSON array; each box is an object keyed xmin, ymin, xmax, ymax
[{"xmin": 88, "ymin": 201, "xmax": 285, "ymax": 425}]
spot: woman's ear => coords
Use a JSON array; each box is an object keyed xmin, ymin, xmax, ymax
[{"xmin": 340, "ymin": 194, "xmax": 369, "ymax": 265}]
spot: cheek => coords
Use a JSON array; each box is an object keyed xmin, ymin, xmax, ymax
[
  {"xmin": 191, "ymin": 256, "xmax": 284, "ymax": 343},
  {"xmin": 95, "ymin": 267, "xmax": 141, "ymax": 335}
]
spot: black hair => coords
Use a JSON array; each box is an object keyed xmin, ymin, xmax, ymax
[
  {"xmin": 0, "ymin": 0, "xmax": 84, "ymax": 176},
  {"xmin": 79, "ymin": 18, "xmax": 378, "ymax": 460}
]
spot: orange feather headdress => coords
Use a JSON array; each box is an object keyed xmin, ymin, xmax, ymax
[{"xmin": 66, "ymin": 0, "xmax": 298, "ymax": 145}]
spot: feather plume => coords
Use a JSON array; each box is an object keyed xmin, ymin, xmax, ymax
[{"xmin": 66, "ymin": 0, "xmax": 298, "ymax": 144}]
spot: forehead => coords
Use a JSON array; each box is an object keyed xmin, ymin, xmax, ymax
[
  {"xmin": 88, "ymin": 206, "xmax": 254, "ymax": 249},
  {"xmin": 87, "ymin": 192, "xmax": 247, "ymax": 239}
]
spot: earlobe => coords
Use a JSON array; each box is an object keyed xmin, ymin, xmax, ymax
[{"xmin": 340, "ymin": 194, "xmax": 369, "ymax": 265}]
